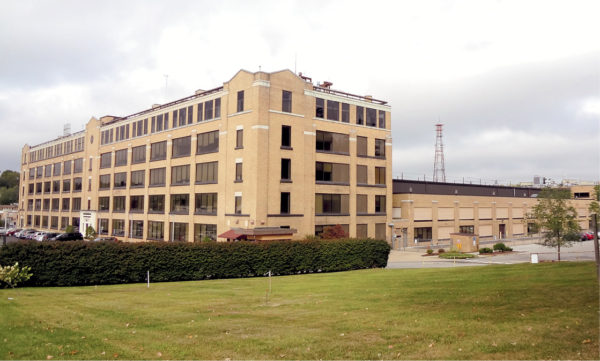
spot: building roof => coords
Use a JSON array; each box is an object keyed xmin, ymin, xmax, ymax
[{"xmin": 393, "ymin": 179, "xmax": 541, "ymax": 198}]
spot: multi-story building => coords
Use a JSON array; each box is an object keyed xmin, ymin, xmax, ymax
[
  {"xmin": 18, "ymin": 69, "xmax": 393, "ymax": 242},
  {"xmin": 392, "ymin": 179, "xmax": 596, "ymax": 248}
]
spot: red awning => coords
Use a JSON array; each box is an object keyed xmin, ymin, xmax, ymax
[{"xmin": 218, "ymin": 229, "xmax": 245, "ymax": 240}]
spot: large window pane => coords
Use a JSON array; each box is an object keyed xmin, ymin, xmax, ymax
[
  {"xmin": 171, "ymin": 165, "xmax": 190, "ymax": 185},
  {"xmin": 150, "ymin": 141, "xmax": 167, "ymax": 161},
  {"xmin": 149, "ymin": 168, "xmax": 166, "ymax": 186},
  {"xmin": 194, "ymin": 193, "xmax": 217, "ymax": 215},
  {"xmin": 194, "ymin": 224, "xmax": 217, "ymax": 242},
  {"xmin": 195, "ymin": 161, "xmax": 218, "ymax": 184},
  {"xmin": 172, "ymin": 136, "xmax": 191, "ymax": 158},
  {"xmin": 170, "ymin": 194, "xmax": 189, "ymax": 214},
  {"xmin": 197, "ymin": 130, "xmax": 219, "ymax": 154}
]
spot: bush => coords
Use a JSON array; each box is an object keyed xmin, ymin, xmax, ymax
[
  {"xmin": 479, "ymin": 247, "xmax": 493, "ymax": 254},
  {"xmin": 0, "ymin": 238, "xmax": 391, "ymax": 287},
  {"xmin": 426, "ymin": 249, "xmax": 434, "ymax": 255},
  {"xmin": 437, "ymin": 248, "xmax": 445, "ymax": 254},
  {"xmin": 493, "ymin": 242, "xmax": 512, "ymax": 252}
]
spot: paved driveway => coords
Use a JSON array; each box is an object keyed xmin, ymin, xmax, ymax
[{"xmin": 386, "ymin": 240, "xmax": 597, "ymax": 269}]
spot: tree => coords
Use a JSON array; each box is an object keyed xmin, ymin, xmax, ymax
[
  {"xmin": 589, "ymin": 185, "xmax": 600, "ymax": 217},
  {"xmin": 0, "ymin": 170, "xmax": 19, "ymax": 188},
  {"xmin": 321, "ymin": 224, "xmax": 348, "ymax": 240},
  {"xmin": 85, "ymin": 226, "xmax": 97, "ymax": 240},
  {"xmin": 0, "ymin": 262, "xmax": 32, "ymax": 288},
  {"xmin": 531, "ymin": 188, "xmax": 581, "ymax": 261}
]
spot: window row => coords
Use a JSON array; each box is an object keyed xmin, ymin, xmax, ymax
[
  {"xmin": 97, "ymin": 193, "xmax": 218, "ymax": 215},
  {"xmin": 28, "ymin": 137, "xmax": 84, "ymax": 163},
  {"xmin": 27, "ymin": 197, "xmax": 82, "ymax": 212},
  {"xmin": 96, "ymin": 219, "xmax": 216, "ymax": 242},
  {"xmin": 315, "ymin": 98, "xmax": 386, "ymax": 128},
  {"xmin": 315, "ymin": 193, "xmax": 386, "ymax": 215},
  {"xmin": 28, "ymin": 158, "xmax": 83, "ymax": 179},
  {"xmin": 28, "ymin": 178, "xmax": 83, "ymax": 195},
  {"xmin": 316, "ymin": 131, "xmax": 386, "ymax": 158},
  {"xmin": 314, "ymin": 223, "xmax": 386, "ymax": 240},
  {"xmin": 26, "ymin": 215, "xmax": 79, "ymax": 230}
]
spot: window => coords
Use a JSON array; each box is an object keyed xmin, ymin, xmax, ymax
[
  {"xmin": 52, "ymin": 198, "xmax": 60, "ymax": 211},
  {"xmin": 129, "ymin": 195, "xmax": 144, "ymax": 212},
  {"xmin": 187, "ymin": 105, "xmax": 193, "ymax": 124},
  {"xmin": 63, "ymin": 160, "xmax": 72, "ymax": 175},
  {"xmin": 44, "ymin": 181, "xmax": 51, "ymax": 193},
  {"xmin": 61, "ymin": 217, "xmax": 69, "ymax": 230},
  {"xmin": 172, "ymin": 136, "xmax": 191, "ymax": 158},
  {"xmin": 115, "ymin": 149, "xmax": 128, "ymax": 166},
  {"xmin": 35, "ymin": 199, "xmax": 41, "ymax": 211},
  {"xmin": 74, "ymin": 158, "xmax": 83, "ymax": 173},
  {"xmin": 195, "ymin": 193, "xmax": 217, "ymax": 215},
  {"xmin": 196, "ymin": 103, "xmax": 203, "ymax": 122},
  {"xmin": 315, "ymin": 98, "xmax": 324, "ymax": 118},
  {"xmin": 132, "ymin": 145, "xmax": 146, "ymax": 164},
  {"xmin": 235, "ymin": 162, "xmax": 243, "ymax": 182},
  {"xmin": 236, "ymin": 129, "xmax": 243, "ymax": 148},
  {"xmin": 42, "ymin": 216, "xmax": 48, "ymax": 228},
  {"xmin": 237, "ymin": 90, "xmax": 244, "ymax": 112},
  {"xmin": 315, "ymin": 162, "xmax": 349, "ymax": 183},
  {"xmin": 149, "ymin": 168, "xmax": 166, "ymax": 186},
  {"xmin": 62, "ymin": 198, "xmax": 70, "ymax": 211},
  {"xmin": 282, "ymin": 90, "xmax": 292, "ymax": 113},
  {"xmin": 415, "ymin": 227, "xmax": 433, "ymax": 241},
  {"xmin": 326, "ymin": 100, "xmax": 339, "ymax": 121},
  {"xmin": 375, "ymin": 139, "xmax": 385, "ymax": 157},
  {"xmin": 194, "ymin": 224, "xmax": 216, "ymax": 242},
  {"xmin": 29, "ymin": 168, "xmax": 35, "ymax": 179},
  {"xmin": 315, "ymin": 194, "xmax": 349, "ymax": 215},
  {"xmin": 195, "ymin": 162, "xmax": 218, "ymax": 184},
  {"xmin": 204, "ymin": 100, "xmax": 213, "ymax": 120},
  {"xmin": 100, "ymin": 152, "xmax": 112, "ymax": 168},
  {"xmin": 356, "ymin": 224, "xmax": 368, "ymax": 238},
  {"xmin": 45, "ymin": 164, "xmax": 52, "ymax": 177},
  {"xmin": 114, "ymin": 172, "xmax": 127, "ymax": 188},
  {"xmin": 357, "ymin": 194, "xmax": 368, "ymax": 214},
  {"xmin": 149, "ymin": 195, "xmax": 165, "ymax": 213},
  {"xmin": 113, "ymin": 196, "xmax": 126, "ymax": 212},
  {"xmin": 341, "ymin": 103, "xmax": 349, "ymax": 123},
  {"xmin": 171, "ymin": 222, "xmax": 188, "ymax": 242},
  {"xmin": 150, "ymin": 141, "xmax": 167, "ymax": 161},
  {"xmin": 281, "ymin": 159, "xmax": 291, "ymax": 181},
  {"xmin": 356, "ymin": 106, "xmax": 364, "ymax": 125},
  {"xmin": 43, "ymin": 199, "xmax": 50, "ymax": 211},
  {"xmin": 36, "ymin": 182, "xmax": 42, "ymax": 194},
  {"xmin": 375, "ymin": 223, "xmax": 386, "ymax": 240},
  {"xmin": 131, "ymin": 170, "xmax": 145, "ymax": 187},
  {"xmin": 62, "ymin": 179, "xmax": 71, "ymax": 192},
  {"xmin": 375, "ymin": 195, "xmax": 386, "ymax": 213},
  {"xmin": 214, "ymin": 98, "xmax": 221, "ymax": 118},
  {"xmin": 281, "ymin": 125, "xmax": 291, "ymax": 148},
  {"xmin": 197, "ymin": 130, "xmax": 219, "ymax": 154},
  {"xmin": 366, "ymin": 108, "xmax": 377, "ymax": 127},
  {"xmin": 378, "ymin": 110, "xmax": 386, "ymax": 128},
  {"xmin": 36, "ymin": 166, "xmax": 43, "ymax": 178},
  {"xmin": 316, "ymin": 131, "xmax": 349, "ymax": 154},
  {"xmin": 72, "ymin": 198, "xmax": 81, "ymax": 212},
  {"xmin": 51, "ymin": 216, "xmax": 59, "ymax": 230},
  {"xmin": 280, "ymin": 192, "xmax": 290, "ymax": 214},
  {"xmin": 357, "ymin": 165, "xmax": 368, "ymax": 184},
  {"xmin": 375, "ymin": 167, "xmax": 386, "ymax": 185},
  {"xmin": 53, "ymin": 162, "xmax": 61, "ymax": 176},
  {"xmin": 28, "ymin": 183, "xmax": 34, "ymax": 195},
  {"xmin": 73, "ymin": 177, "xmax": 82, "ymax": 192},
  {"xmin": 99, "ymin": 175, "xmax": 110, "ymax": 189},
  {"xmin": 27, "ymin": 199, "xmax": 33, "ymax": 210},
  {"xmin": 171, "ymin": 165, "xmax": 190, "ymax": 185},
  {"xmin": 459, "ymin": 225, "xmax": 474, "ymax": 234},
  {"xmin": 148, "ymin": 221, "xmax": 164, "ymax": 240},
  {"xmin": 315, "ymin": 224, "xmax": 349, "ymax": 237},
  {"xmin": 170, "ymin": 194, "xmax": 189, "ymax": 214},
  {"xmin": 112, "ymin": 219, "xmax": 125, "ymax": 236},
  {"xmin": 98, "ymin": 197, "xmax": 110, "ymax": 211},
  {"xmin": 98, "ymin": 219, "xmax": 109, "ymax": 234},
  {"xmin": 235, "ymin": 196, "xmax": 242, "ymax": 214},
  {"xmin": 357, "ymin": 136, "xmax": 368, "ymax": 157}
]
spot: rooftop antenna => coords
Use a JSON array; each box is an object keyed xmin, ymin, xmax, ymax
[{"xmin": 433, "ymin": 123, "xmax": 446, "ymax": 182}]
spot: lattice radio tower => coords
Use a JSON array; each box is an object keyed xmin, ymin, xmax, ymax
[{"xmin": 433, "ymin": 123, "xmax": 446, "ymax": 182}]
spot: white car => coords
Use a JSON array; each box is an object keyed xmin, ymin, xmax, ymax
[
  {"xmin": 30, "ymin": 231, "xmax": 44, "ymax": 240},
  {"xmin": 35, "ymin": 232, "xmax": 47, "ymax": 242}
]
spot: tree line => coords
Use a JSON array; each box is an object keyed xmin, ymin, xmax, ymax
[{"xmin": 0, "ymin": 170, "xmax": 19, "ymax": 205}]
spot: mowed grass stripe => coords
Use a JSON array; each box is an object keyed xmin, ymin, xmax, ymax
[{"xmin": 0, "ymin": 262, "xmax": 597, "ymax": 359}]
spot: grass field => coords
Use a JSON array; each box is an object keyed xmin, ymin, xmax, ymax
[{"xmin": 0, "ymin": 262, "xmax": 598, "ymax": 360}]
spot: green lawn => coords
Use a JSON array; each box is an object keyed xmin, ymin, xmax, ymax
[{"xmin": 0, "ymin": 262, "xmax": 598, "ymax": 360}]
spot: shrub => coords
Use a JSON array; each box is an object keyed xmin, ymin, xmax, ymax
[
  {"xmin": 321, "ymin": 225, "xmax": 348, "ymax": 240},
  {"xmin": 0, "ymin": 238, "xmax": 391, "ymax": 287},
  {"xmin": 0, "ymin": 262, "xmax": 33, "ymax": 288},
  {"xmin": 426, "ymin": 249, "xmax": 434, "ymax": 255},
  {"xmin": 85, "ymin": 226, "xmax": 97, "ymax": 240},
  {"xmin": 479, "ymin": 247, "xmax": 493, "ymax": 254},
  {"xmin": 437, "ymin": 248, "xmax": 445, "ymax": 254},
  {"xmin": 493, "ymin": 242, "xmax": 512, "ymax": 252}
]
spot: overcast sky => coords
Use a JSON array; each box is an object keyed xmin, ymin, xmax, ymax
[{"xmin": 0, "ymin": 0, "xmax": 598, "ymax": 184}]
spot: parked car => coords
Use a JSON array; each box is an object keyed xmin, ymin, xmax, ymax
[
  {"xmin": 7, "ymin": 228, "xmax": 21, "ymax": 236},
  {"xmin": 51, "ymin": 232, "xmax": 84, "ymax": 241},
  {"xmin": 41, "ymin": 232, "xmax": 60, "ymax": 241},
  {"xmin": 580, "ymin": 232, "xmax": 594, "ymax": 241},
  {"xmin": 19, "ymin": 229, "xmax": 37, "ymax": 239},
  {"xmin": 29, "ymin": 231, "xmax": 44, "ymax": 240},
  {"xmin": 92, "ymin": 236, "xmax": 119, "ymax": 242},
  {"xmin": 35, "ymin": 232, "xmax": 47, "ymax": 241}
]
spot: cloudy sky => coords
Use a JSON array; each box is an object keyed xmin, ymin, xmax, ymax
[{"xmin": 0, "ymin": 0, "xmax": 598, "ymax": 184}]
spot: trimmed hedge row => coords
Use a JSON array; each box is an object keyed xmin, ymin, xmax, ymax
[{"xmin": 0, "ymin": 238, "xmax": 390, "ymax": 287}]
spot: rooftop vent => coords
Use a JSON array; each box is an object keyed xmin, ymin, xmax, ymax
[
  {"xmin": 194, "ymin": 89, "xmax": 205, "ymax": 95},
  {"xmin": 151, "ymin": 104, "xmax": 161, "ymax": 109},
  {"xmin": 63, "ymin": 123, "xmax": 71, "ymax": 136}
]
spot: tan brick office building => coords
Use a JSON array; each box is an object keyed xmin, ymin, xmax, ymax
[
  {"xmin": 18, "ymin": 69, "xmax": 393, "ymax": 242},
  {"xmin": 392, "ymin": 180, "xmax": 596, "ymax": 248}
]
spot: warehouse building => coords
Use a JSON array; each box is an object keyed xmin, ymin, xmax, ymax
[{"xmin": 18, "ymin": 69, "xmax": 393, "ymax": 242}]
